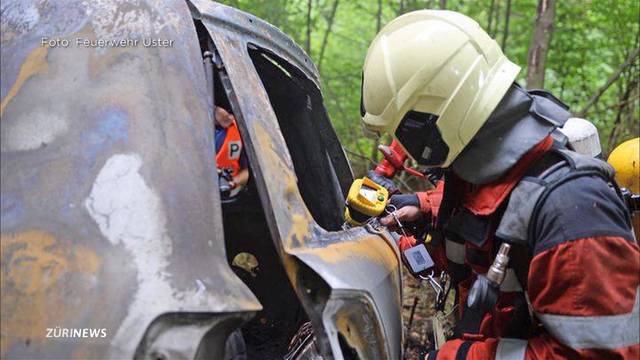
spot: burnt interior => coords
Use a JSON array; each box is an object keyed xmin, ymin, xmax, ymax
[
  {"xmin": 247, "ymin": 46, "xmax": 349, "ymax": 232},
  {"xmin": 247, "ymin": 46, "xmax": 363, "ymax": 358},
  {"xmin": 222, "ymin": 199, "xmax": 308, "ymax": 358},
  {"xmin": 194, "ymin": 16, "xmax": 358, "ymax": 358},
  {"xmin": 195, "ymin": 20, "xmax": 308, "ymax": 359}
]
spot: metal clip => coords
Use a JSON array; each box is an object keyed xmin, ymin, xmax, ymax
[
  {"xmin": 420, "ymin": 271, "xmax": 451, "ymax": 312},
  {"xmin": 420, "ymin": 270, "xmax": 443, "ymax": 299},
  {"xmin": 384, "ymin": 204, "xmax": 409, "ymax": 238},
  {"xmin": 435, "ymin": 272, "xmax": 450, "ymax": 311},
  {"xmin": 364, "ymin": 219, "xmax": 384, "ymax": 235}
]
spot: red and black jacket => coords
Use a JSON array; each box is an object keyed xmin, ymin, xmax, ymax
[{"xmin": 420, "ymin": 137, "xmax": 639, "ymax": 359}]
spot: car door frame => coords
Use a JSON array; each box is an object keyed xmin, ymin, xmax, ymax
[{"xmin": 190, "ymin": 2, "xmax": 404, "ymax": 359}]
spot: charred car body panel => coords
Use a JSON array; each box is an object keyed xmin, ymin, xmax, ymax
[
  {"xmin": 1, "ymin": 1, "xmax": 260, "ymax": 358},
  {"xmin": 190, "ymin": 2, "xmax": 403, "ymax": 359},
  {"xmin": 1, "ymin": 0, "xmax": 402, "ymax": 358}
]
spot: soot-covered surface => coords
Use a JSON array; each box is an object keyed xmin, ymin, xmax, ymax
[{"xmin": 223, "ymin": 189, "xmax": 308, "ymax": 359}]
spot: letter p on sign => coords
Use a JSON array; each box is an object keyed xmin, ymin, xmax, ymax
[{"xmin": 229, "ymin": 141, "xmax": 242, "ymax": 160}]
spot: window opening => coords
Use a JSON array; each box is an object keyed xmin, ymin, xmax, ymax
[
  {"xmin": 247, "ymin": 45, "xmax": 352, "ymax": 231},
  {"xmin": 193, "ymin": 20, "xmax": 307, "ymax": 358}
]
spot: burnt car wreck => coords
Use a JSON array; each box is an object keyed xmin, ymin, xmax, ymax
[{"xmin": 1, "ymin": 1, "xmax": 402, "ymax": 359}]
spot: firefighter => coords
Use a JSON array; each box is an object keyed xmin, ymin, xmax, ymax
[
  {"xmin": 215, "ymin": 101, "xmax": 249, "ymax": 191},
  {"xmin": 608, "ymin": 137, "xmax": 640, "ymax": 238},
  {"xmin": 360, "ymin": 10, "xmax": 639, "ymax": 359}
]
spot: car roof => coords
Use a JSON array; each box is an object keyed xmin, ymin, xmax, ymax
[{"xmin": 189, "ymin": 1, "xmax": 320, "ymax": 88}]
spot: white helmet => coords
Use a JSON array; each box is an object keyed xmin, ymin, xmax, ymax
[{"xmin": 361, "ymin": 10, "xmax": 520, "ymax": 167}]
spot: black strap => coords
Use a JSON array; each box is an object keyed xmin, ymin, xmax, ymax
[
  {"xmin": 611, "ymin": 178, "xmax": 635, "ymax": 228},
  {"xmin": 455, "ymin": 306, "xmax": 485, "ymax": 339},
  {"xmin": 508, "ymin": 243, "xmax": 531, "ymax": 291},
  {"xmin": 436, "ymin": 171, "xmax": 462, "ymax": 228},
  {"xmin": 425, "ymin": 349, "xmax": 438, "ymax": 360},
  {"xmin": 455, "ymin": 341, "xmax": 474, "ymax": 360}
]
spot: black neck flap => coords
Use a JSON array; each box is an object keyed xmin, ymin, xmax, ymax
[{"xmin": 451, "ymin": 83, "xmax": 570, "ymax": 185}]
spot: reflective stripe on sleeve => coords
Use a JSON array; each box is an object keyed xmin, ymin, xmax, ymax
[
  {"xmin": 495, "ymin": 338, "xmax": 527, "ymax": 360},
  {"xmin": 445, "ymin": 238, "xmax": 465, "ymax": 264},
  {"xmin": 536, "ymin": 286, "xmax": 640, "ymax": 350}
]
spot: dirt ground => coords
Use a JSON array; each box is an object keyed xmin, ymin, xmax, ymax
[{"xmin": 401, "ymin": 268, "xmax": 457, "ymax": 360}]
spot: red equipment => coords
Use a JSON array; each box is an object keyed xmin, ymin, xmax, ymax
[{"xmin": 374, "ymin": 140, "xmax": 425, "ymax": 178}]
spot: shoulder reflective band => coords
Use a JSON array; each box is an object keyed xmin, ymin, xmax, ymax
[
  {"xmin": 536, "ymin": 286, "xmax": 640, "ymax": 350},
  {"xmin": 394, "ymin": 111, "xmax": 449, "ymax": 167},
  {"xmin": 445, "ymin": 238, "xmax": 465, "ymax": 264},
  {"xmin": 496, "ymin": 338, "xmax": 527, "ymax": 360}
]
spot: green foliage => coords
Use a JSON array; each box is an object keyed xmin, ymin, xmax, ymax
[{"xmin": 219, "ymin": 0, "xmax": 639, "ymax": 175}]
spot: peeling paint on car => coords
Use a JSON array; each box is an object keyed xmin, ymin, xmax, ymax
[
  {"xmin": 1, "ymin": 110, "xmax": 67, "ymax": 152},
  {"xmin": 82, "ymin": 0, "xmax": 181, "ymax": 41},
  {"xmin": 2, "ymin": 1, "xmax": 261, "ymax": 358},
  {"xmin": 84, "ymin": 153, "xmax": 231, "ymax": 357},
  {"xmin": 0, "ymin": 46, "xmax": 48, "ymax": 118},
  {"xmin": 0, "ymin": 230, "xmax": 101, "ymax": 357}
]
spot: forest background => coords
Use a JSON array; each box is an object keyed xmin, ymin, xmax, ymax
[{"xmin": 220, "ymin": 0, "xmax": 639, "ymax": 179}]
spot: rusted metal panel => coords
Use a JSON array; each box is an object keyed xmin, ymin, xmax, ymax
[
  {"xmin": 1, "ymin": 1, "xmax": 260, "ymax": 359},
  {"xmin": 191, "ymin": 1, "xmax": 403, "ymax": 358}
]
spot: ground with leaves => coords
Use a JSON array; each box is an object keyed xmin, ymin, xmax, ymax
[{"xmin": 401, "ymin": 268, "xmax": 457, "ymax": 360}]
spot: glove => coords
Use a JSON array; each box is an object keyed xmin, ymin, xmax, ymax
[
  {"xmin": 218, "ymin": 168, "xmax": 234, "ymax": 197},
  {"xmin": 219, "ymin": 177, "xmax": 232, "ymax": 197},
  {"xmin": 388, "ymin": 193, "xmax": 420, "ymax": 209},
  {"xmin": 367, "ymin": 170, "xmax": 398, "ymax": 194},
  {"xmin": 382, "ymin": 194, "xmax": 430, "ymax": 239}
]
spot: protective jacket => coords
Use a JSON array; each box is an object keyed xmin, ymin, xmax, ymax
[
  {"xmin": 416, "ymin": 90, "xmax": 640, "ymax": 359},
  {"xmin": 215, "ymin": 120, "xmax": 243, "ymax": 177}
]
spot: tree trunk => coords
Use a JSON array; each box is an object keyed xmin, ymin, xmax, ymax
[
  {"xmin": 268, "ymin": 0, "xmax": 287, "ymax": 28},
  {"xmin": 487, "ymin": 0, "xmax": 496, "ymax": 33},
  {"xmin": 377, "ymin": 0, "xmax": 383, "ymax": 32},
  {"xmin": 305, "ymin": 0, "xmax": 312, "ymax": 55},
  {"xmin": 439, "ymin": 0, "xmax": 447, "ymax": 9},
  {"xmin": 501, "ymin": 0, "xmax": 512, "ymax": 50},
  {"xmin": 577, "ymin": 46, "xmax": 640, "ymax": 117},
  {"xmin": 492, "ymin": 0, "xmax": 501, "ymax": 38},
  {"xmin": 317, "ymin": 0, "xmax": 340, "ymax": 72},
  {"xmin": 607, "ymin": 70, "xmax": 636, "ymax": 152},
  {"xmin": 526, "ymin": 0, "xmax": 557, "ymax": 89}
]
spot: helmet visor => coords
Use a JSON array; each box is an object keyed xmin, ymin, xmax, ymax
[{"xmin": 394, "ymin": 111, "xmax": 449, "ymax": 167}]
